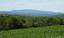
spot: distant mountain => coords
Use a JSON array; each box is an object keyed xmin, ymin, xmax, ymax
[
  {"xmin": 12, "ymin": 9, "xmax": 58, "ymax": 16},
  {"xmin": 0, "ymin": 9, "xmax": 61, "ymax": 16},
  {"xmin": 0, "ymin": 11, "xmax": 15, "ymax": 15},
  {"xmin": 54, "ymin": 13, "xmax": 64, "ymax": 17}
]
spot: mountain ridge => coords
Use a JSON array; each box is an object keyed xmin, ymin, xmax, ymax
[{"xmin": 0, "ymin": 9, "xmax": 62, "ymax": 16}]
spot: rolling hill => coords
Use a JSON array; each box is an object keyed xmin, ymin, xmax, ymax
[
  {"xmin": 0, "ymin": 9, "xmax": 62, "ymax": 16},
  {"xmin": 13, "ymin": 9, "xmax": 57, "ymax": 16}
]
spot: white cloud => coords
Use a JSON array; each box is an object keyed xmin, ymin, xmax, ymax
[
  {"xmin": 16, "ymin": 0, "xmax": 64, "ymax": 12},
  {"xmin": 0, "ymin": 0, "xmax": 16, "ymax": 11},
  {"xmin": 0, "ymin": 0, "xmax": 64, "ymax": 12},
  {"xmin": 0, "ymin": 2, "xmax": 16, "ymax": 11}
]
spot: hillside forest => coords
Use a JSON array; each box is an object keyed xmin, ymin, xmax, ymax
[{"xmin": 0, "ymin": 14, "xmax": 64, "ymax": 30}]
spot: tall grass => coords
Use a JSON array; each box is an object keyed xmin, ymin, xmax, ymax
[{"xmin": 0, "ymin": 25, "xmax": 64, "ymax": 38}]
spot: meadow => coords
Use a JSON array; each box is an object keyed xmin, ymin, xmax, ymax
[{"xmin": 0, "ymin": 25, "xmax": 64, "ymax": 38}]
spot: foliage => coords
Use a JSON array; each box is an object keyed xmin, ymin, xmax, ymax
[
  {"xmin": 0, "ymin": 25, "xmax": 64, "ymax": 38},
  {"xmin": 0, "ymin": 14, "xmax": 64, "ymax": 30}
]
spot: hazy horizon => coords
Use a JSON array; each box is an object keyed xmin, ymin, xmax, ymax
[{"xmin": 0, "ymin": 0, "xmax": 64, "ymax": 13}]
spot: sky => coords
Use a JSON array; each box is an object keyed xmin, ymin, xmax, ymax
[{"xmin": 0, "ymin": 0, "xmax": 64, "ymax": 12}]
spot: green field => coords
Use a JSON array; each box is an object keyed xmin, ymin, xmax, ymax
[{"xmin": 0, "ymin": 25, "xmax": 64, "ymax": 38}]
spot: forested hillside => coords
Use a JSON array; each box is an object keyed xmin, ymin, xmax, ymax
[
  {"xmin": 0, "ymin": 14, "xmax": 64, "ymax": 30},
  {"xmin": 54, "ymin": 13, "xmax": 64, "ymax": 17}
]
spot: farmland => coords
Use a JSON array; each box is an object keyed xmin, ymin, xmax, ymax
[{"xmin": 0, "ymin": 25, "xmax": 64, "ymax": 38}]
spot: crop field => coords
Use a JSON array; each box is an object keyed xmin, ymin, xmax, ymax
[{"xmin": 0, "ymin": 25, "xmax": 64, "ymax": 38}]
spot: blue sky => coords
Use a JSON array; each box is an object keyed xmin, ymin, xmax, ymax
[
  {"xmin": 0, "ymin": 0, "xmax": 64, "ymax": 12},
  {"xmin": 0, "ymin": 0, "xmax": 15, "ymax": 11}
]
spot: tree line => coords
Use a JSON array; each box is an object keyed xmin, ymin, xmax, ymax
[{"xmin": 0, "ymin": 14, "xmax": 64, "ymax": 30}]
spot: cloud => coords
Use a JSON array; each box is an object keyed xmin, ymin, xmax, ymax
[
  {"xmin": 0, "ymin": 0, "xmax": 64, "ymax": 12},
  {"xmin": 16, "ymin": 0, "xmax": 64, "ymax": 12},
  {"xmin": 0, "ymin": 0, "xmax": 16, "ymax": 11}
]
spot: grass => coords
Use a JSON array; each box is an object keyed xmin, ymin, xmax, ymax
[{"xmin": 0, "ymin": 25, "xmax": 64, "ymax": 38}]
